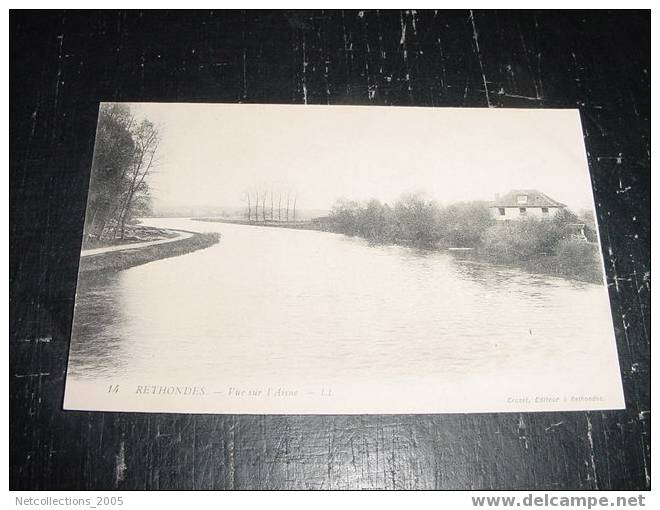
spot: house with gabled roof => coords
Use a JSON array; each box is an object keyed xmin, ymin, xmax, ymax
[{"xmin": 490, "ymin": 189, "xmax": 566, "ymax": 221}]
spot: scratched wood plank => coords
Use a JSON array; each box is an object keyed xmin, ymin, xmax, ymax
[{"xmin": 10, "ymin": 10, "xmax": 649, "ymax": 490}]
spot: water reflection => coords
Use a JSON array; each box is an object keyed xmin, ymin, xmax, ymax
[
  {"xmin": 68, "ymin": 271, "xmax": 131, "ymax": 378},
  {"xmin": 67, "ymin": 218, "xmax": 615, "ymax": 389}
]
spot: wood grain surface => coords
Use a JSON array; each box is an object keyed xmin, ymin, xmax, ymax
[{"xmin": 9, "ymin": 10, "xmax": 650, "ymax": 490}]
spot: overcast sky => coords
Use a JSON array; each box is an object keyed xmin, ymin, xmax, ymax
[{"xmin": 120, "ymin": 103, "xmax": 596, "ymax": 212}]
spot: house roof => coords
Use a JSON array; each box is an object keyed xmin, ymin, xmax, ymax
[{"xmin": 490, "ymin": 189, "xmax": 566, "ymax": 208}]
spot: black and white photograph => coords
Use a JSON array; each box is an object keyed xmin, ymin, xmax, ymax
[
  {"xmin": 11, "ymin": 8, "xmax": 650, "ymax": 494},
  {"xmin": 63, "ymin": 103, "xmax": 624, "ymax": 414}
]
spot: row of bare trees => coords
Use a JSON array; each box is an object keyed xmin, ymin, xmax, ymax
[
  {"xmin": 243, "ymin": 186, "xmax": 299, "ymax": 223},
  {"xmin": 84, "ymin": 103, "xmax": 160, "ymax": 242}
]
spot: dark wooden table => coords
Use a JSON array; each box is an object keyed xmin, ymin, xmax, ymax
[{"xmin": 10, "ymin": 10, "xmax": 650, "ymax": 490}]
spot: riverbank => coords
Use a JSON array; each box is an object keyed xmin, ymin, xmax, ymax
[
  {"xmin": 81, "ymin": 225, "xmax": 178, "ymax": 250},
  {"xmin": 192, "ymin": 217, "xmax": 325, "ymax": 230},
  {"xmin": 450, "ymin": 248, "xmax": 604, "ymax": 285},
  {"xmin": 79, "ymin": 231, "xmax": 220, "ymax": 274},
  {"xmin": 192, "ymin": 217, "xmax": 603, "ymax": 284}
]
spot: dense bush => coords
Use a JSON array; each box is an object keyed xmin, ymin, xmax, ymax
[
  {"xmin": 554, "ymin": 237, "xmax": 603, "ymax": 282},
  {"xmin": 329, "ymin": 194, "xmax": 489, "ymax": 248},
  {"xmin": 479, "ymin": 208, "xmax": 587, "ymax": 260},
  {"xmin": 328, "ymin": 194, "xmax": 601, "ymax": 282},
  {"xmin": 440, "ymin": 201, "xmax": 494, "ymax": 248},
  {"xmin": 392, "ymin": 194, "xmax": 445, "ymax": 246},
  {"xmin": 478, "ymin": 216, "xmax": 602, "ymax": 282},
  {"xmin": 481, "ymin": 217, "xmax": 566, "ymax": 260}
]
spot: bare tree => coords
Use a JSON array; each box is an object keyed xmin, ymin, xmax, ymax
[
  {"xmin": 286, "ymin": 192, "xmax": 290, "ymax": 223},
  {"xmin": 254, "ymin": 190, "xmax": 259, "ymax": 222},
  {"xmin": 82, "ymin": 103, "xmax": 163, "ymax": 245},
  {"xmin": 114, "ymin": 119, "xmax": 159, "ymax": 239},
  {"xmin": 85, "ymin": 104, "xmax": 136, "ymax": 240},
  {"xmin": 243, "ymin": 190, "xmax": 252, "ymax": 221},
  {"xmin": 261, "ymin": 189, "xmax": 267, "ymax": 222},
  {"xmin": 242, "ymin": 183, "xmax": 297, "ymax": 225}
]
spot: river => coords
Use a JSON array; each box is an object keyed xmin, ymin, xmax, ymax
[{"xmin": 64, "ymin": 218, "xmax": 624, "ymax": 413}]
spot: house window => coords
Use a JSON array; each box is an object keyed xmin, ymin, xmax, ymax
[
  {"xmin": 517, "ymin": 195, "xmax": 528, "ymax": 204},
  {"xmin": 541, "ymin": 207, "xmax": 549, "ymax": 214},
  {"xmin": 519, "ymin": 207, "xmax": 527, "ymax": 215},
  {"xmin": 498, "ymin": 208, "xmax": 506, "ymax": 216}
]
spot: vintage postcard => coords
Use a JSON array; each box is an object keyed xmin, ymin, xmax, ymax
[{"xmin": 63, "ymin": 103, "xmax": 625, "ymax": 414}]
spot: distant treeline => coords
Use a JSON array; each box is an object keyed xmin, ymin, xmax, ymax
[
  {"xmin": 242, "ymin": 185, "xmax": 299, "ymax": 223},
  {"xmin": 327, "ymin": 194, "xmax": 602, "ymax": 283}
]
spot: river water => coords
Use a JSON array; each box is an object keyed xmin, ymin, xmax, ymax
[{"xmin": 65, "ymin": 218, "xmax": 624, "ymax": 413}]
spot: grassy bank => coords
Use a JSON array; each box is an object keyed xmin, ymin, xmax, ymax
[
  {"xmin": 79, "ymin": 231, "xmax": 220, "ymax": 274},
  {"xmin": 325, "ymin": 197, "xmax": 604, "ymax": 285},
  {"xmin": 192, "ymin": 217, "xmax": 325, "ymax": 230},
  {"xmin": 193, "ymin": 214, "xmax": 604, "ymax": 285},
  {"xmin": 82, "ymin": 225, "xmax": 178, "ymax": 250},
  {"xmin": 451, "ymin": 247, "xmax": 604, "ymax": 285}
]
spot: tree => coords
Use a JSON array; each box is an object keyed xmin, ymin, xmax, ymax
[
  {"xmin": 83, "ymin": 103, "xmax": 160, "ymax": 243},
  {"xmin": 330, "ymin": 194, "xmax": 442, "ymax": 246},
  {"xmin": 480, "ymin": 211, "xmax": 577, "ymax": 261},
  {"xmin": 286, "ymin": 192, "xmax": 290, "ymax": 222},
  {"xmin": 440, "ymin": 201, "xmax": 494, "ymax": 248},
  {"xmin": 243, "ymin": 190, "xmax": 252, "ymax": 221},
  {"xmin": 114, "ymin": 119, "xmax": 159, "ymax": 239},
  {"xmin": 392, "ymin": 193, "xmax": 443, "ymax": 247},
  {"xmin": 329, "ymin": 199, "xmax": 361, "ymax": 235},
  {"xmin": 85, "ymin": 103, "xmax": 135, "ymax": 240},
  {"xmin": 254, "ymin": 190, "xmax": 259, "ymax": 222},
  {"xmin": 261, "ymin": 188, "xmax": 267, "ymax": 222}
]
